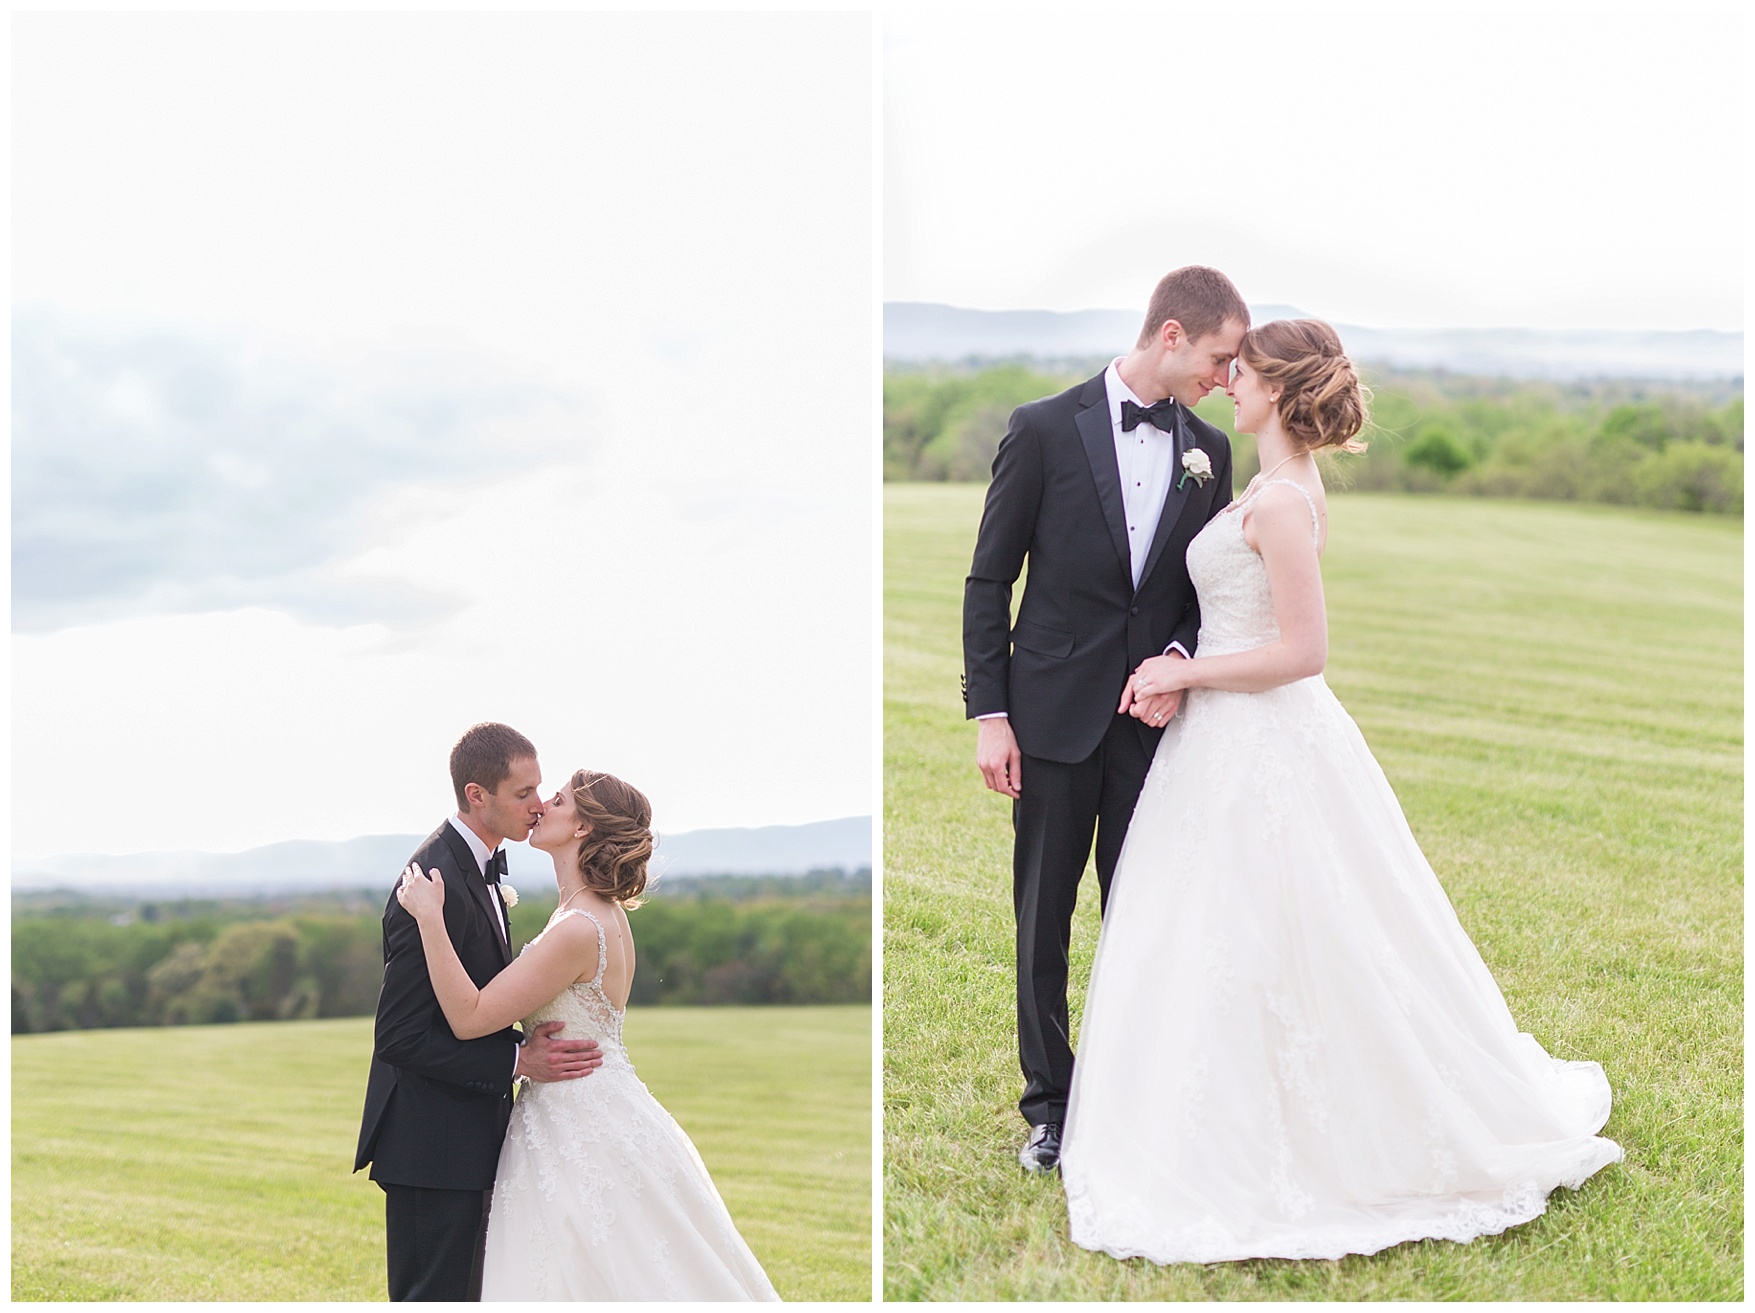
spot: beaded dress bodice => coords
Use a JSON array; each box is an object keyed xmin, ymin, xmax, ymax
[
  {"xmin": 1185, "ymin": 477, "xmax": 1321, "ymax": 658},
  {"xmin": 519, "ymin": 908, "xmax": 630, "ymax": 1073}
]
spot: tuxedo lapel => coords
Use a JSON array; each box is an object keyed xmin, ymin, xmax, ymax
[
  {"xmin": 1138, "ymin": 406, "xmax": 1198, "ymax": 589},
  {"xmin": 1074, "ymin": 380, "xmax": 1132, "ymax": 583},
  {"xmin": 440, "ymin": 824, "xmax": 510, "ymax": 965},
  {"xmin": 491, "ymin": 885, "xmax": 512, "ymax": 967}
]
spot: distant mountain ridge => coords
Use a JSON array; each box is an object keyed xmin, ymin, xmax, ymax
[
  {"xmin": 885, "ymin": 302, "xmax": 1744, "ymax": 381},
  {"xmin": 11, "ymin": 816, "xmax": 872, "ymax": 897}
]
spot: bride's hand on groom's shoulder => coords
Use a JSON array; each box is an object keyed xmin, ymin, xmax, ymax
[{"xmin": 396, "ymin": 863, "xmax": 446, "ymax": 921}]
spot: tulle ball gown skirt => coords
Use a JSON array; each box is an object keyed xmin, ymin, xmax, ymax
[
  {"xmin": 1060, "ymin": 677, "xmax": 1622, "ymax": 1265},
  {"xmin": 481, "ymin": 1059, "xmax": 780, "ymax": 1300}
]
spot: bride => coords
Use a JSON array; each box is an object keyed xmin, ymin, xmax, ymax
[
  {"xmin": 1060, "ymin": 319, "xmax": 1622, "ymax": 1263},
  {"xmin": 396, "ymin": 768, "xmax": 780, "ymax": 1300}
]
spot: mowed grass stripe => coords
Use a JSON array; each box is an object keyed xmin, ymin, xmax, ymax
[
  {"xmin": 883, "ymin": 485, "xmax": 1740, "ymax": 1301},
  {"xmin": 13, "ymin": 1004, "xmax": 871, "ymax": 1301}
]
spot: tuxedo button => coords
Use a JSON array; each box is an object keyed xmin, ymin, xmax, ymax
[{"xmin": 1130, "ymin": 606, "xmax": 1140, "ymax": 616}]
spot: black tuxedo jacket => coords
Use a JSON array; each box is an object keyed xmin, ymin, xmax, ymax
[
  {"xmin": 963, "ymin": 371, "xmax": 1234, "ymax": 764},
  {"xmin": 354, "ymin": 821, "xmax": 521, "ymax": 1191}
]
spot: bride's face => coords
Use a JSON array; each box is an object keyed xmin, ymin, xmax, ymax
[
  {"xmin": 1226, "ymin": 355, "xmax": 1277, "ymax": 435},
  {"xmin": 529, "ymin": 789, "xmax": 583, "ymax": 853}
]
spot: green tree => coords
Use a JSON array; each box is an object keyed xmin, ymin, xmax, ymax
[
  {"xmin": 1635, "ymin": 442, "xmax": 1743, "ymax": 514},
  {"xmin": 1603, "ymin": 402, "xmax": 1666, "ymax": 449},
  {"xmin": 1404, "ymin": 426, "xmax": 1473, "ymax": 477}
]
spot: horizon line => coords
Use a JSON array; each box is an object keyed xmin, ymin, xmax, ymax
[
  {"xmin": 883, "ymin": 300, "xmax": 1746, "ymax": 338},
  {"xmin": 12, "ymin": 813, "xmax": 874, "ymax": 868}
]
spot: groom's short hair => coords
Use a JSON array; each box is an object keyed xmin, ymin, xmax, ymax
[
  {"xmin": 451, "ymin": 722, "xmax": 538, "ymax": 810},
  {"xmin": 1137, "ymin": 266, "xmax": 1250, "ymax": 347}
]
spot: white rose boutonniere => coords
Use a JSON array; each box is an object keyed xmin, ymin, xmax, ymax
[
  {"xmin": 500, "ymin": 883, "xmax": 519, "ymax": 909},
  {"xmin": 1178, "ymin": 447, "xmax": 1213, "ymax": 491}
]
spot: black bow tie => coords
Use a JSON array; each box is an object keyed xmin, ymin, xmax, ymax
[
  {"xmin": 484, "ymin": 849, "xmax": 508, "ymax": 884},
  {"xmin": 1120, "ymin": 398, "xmax": 1180, "ymax": 433}
]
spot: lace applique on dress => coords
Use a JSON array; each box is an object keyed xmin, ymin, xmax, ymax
[
  {"xmin": 1265, "ymin": 990, "xmax": 1330, "ymax": 1133},
  {"xmin": 1263, "ymin": 1085, "xmax": 1317, "ymax": 1220},
  {"xmin": 1425, "ymin": 1108, "xmax": 1460, "ymax": 1193},
  {"xmin": 1171, "ymin": 1057, "xmax": 1211, "ymax": 1140},
  {"xmin": 1200, "ymin": 933, "xmax": 1237, "ymax": 1018}
]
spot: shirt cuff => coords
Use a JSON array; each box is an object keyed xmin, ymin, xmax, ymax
[
  {"xmin": 975, "ymin": 712, "xmax": 1008, "ymax": 720},
  {"xmin": 1163, "ymin": 641, "xmax": 1191, "ymax": 659}
]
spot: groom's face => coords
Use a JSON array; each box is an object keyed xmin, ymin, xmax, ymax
[
  {"xmin": 1162, "ymin": 317, "xmax": 1248, "ymax": 408},
  {"xmin": 476, "ymin": 754, "xmax": 546, "ymax": 845}
]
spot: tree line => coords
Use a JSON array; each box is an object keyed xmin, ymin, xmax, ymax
[
  {"xmin": 884, "ymin": 361, "xmax": 1743, "ymax": 514},
  {"xmin": 11, "ymin": 871, "xmax": 871, "ymax": 1033}
]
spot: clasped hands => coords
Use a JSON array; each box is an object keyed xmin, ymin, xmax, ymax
[
  {"xmin": 1118, "ymin": 652, "xmax": 1190, "ymax": 725},
  {"xmin": 978, "ymin": 653, "xmax": 1191, "ymax": 799}
]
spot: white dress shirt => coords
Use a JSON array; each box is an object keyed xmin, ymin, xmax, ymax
[
  {"xmin": 1104, "ymin": 358, "xmax": 1180, "ymax": 590},
  {"xmin": 447, "ymin": 814, "xmax": 510, "ymax": 947}
]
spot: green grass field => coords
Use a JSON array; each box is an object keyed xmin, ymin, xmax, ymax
[
  {"xmin": 883, "ymin": 485, "xmax": 1741, "ymax": 1300},
  {"xmin": 13, "ymin": 1005, "xmax": 871, "ymax": 1301}
]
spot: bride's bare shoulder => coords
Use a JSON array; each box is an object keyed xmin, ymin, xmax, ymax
[
  {"xmin": 1245, "ymin": 480, "xmax": 1325, "ymax": 546},
  {"xmin": 543, "ymin": 905, "xmax": 606, "ymax": 952}
]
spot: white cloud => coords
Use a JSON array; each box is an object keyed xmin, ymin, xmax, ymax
[
  {"xmin": 12, "ymin": 311, "xmax": 583, "ymax": 631},
  {"xmin": 11, "ymin": 12, "xmax": 874, "ymax": 859},
  {"xmin": 11, "ymin": 392, "xmax": 871, "ymax": 858}
]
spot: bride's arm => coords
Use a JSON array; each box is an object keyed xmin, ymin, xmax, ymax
[
  {"xmin": 397, "ymin": 867, "xmax": 601, "ymax": 1040},
  {"xmin": 1126, "ymin": 486, "xmax": 1327, "ymax": 699}
]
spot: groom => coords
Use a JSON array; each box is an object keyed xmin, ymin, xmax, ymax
[
  {"xmin": 354, "ymin": 722, "xmax": 602, "ymax": 1300},
  {"xmin": 962, "ymin": 266, "xmax": 1248, "ymax": 1173}
]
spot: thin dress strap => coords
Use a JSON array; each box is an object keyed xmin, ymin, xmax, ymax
[
  {"xmin": 1253, "ymin": 477, "xmax": 1322, "ymax": 549},
  {"xmin": 558, "ymin": 907, "xmax": 608, "ymax": 986}
]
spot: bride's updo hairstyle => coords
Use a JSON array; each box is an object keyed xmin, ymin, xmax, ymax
[
  {"xmin": 1241, "ymin": 319, "xmax": 1369, "ymax": 453},
  {"xmin": 567, "ymin": 769, "xmax": 655, "ymax": 907}
]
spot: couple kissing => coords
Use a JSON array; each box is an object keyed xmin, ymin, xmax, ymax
[{"xmin": 353, "ymin": 722, "xmax": 779, "ymax": 1300}]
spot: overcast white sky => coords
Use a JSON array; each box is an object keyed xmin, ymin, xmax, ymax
[
  {"xmin": 13, "ymin": 12, "xmax": 874, "ymax": 859},
  {"xmin": 885, "ymin": 7, "xmax": 1744, "ymax": 330}
]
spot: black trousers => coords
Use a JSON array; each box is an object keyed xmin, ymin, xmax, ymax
[
  {"xmin": 382, "ymin": 1183, "xmax": 491, "ymax": 1302},
  {"xmin": 1013, "ymin": 711, "xmax": 1155, "ymax": 1127}
]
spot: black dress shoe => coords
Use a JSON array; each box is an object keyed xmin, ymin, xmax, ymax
[{"xmin": 1018, "ymin": 1121, "xmax": 1063, "ymax": 1174}]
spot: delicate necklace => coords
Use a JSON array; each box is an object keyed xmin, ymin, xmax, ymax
[
  {"xmin": 1245, "ymin": 451, "xmax": 1305, "ymax": 496},
  {"xmin": 1257, "ymin": 452, "xmax": 1301, "ymax": 482},
  {"xmin": 557, "ymin": 885, "xmax": 589, "ymax": 913}
]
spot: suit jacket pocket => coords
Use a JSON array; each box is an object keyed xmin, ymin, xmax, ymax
[{"xmin": 1011, "ymin": 619, "xmax": 1074, "ymax": 659}]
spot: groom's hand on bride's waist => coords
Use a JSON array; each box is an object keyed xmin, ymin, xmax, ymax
[{"xmin": 516, "ymin": 1020, "xmax": 603, "ymax": 1083}]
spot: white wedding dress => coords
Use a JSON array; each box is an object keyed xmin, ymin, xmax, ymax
[
  {"xmin": 481, "ymin": 909, "xmax": 780, "ymax": 1300},
  {"xmin": 1060, "ymin": 479, "xmax": 1622, "ymax": 1264}
]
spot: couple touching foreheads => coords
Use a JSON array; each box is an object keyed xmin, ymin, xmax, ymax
[
  {"xmin": 964, "ymin": 265, "xmax": 1621, "ymax": 1263},
  {"xmin": 354, "ymin": 722, "xmax": 778, "ymax": 1301}
]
